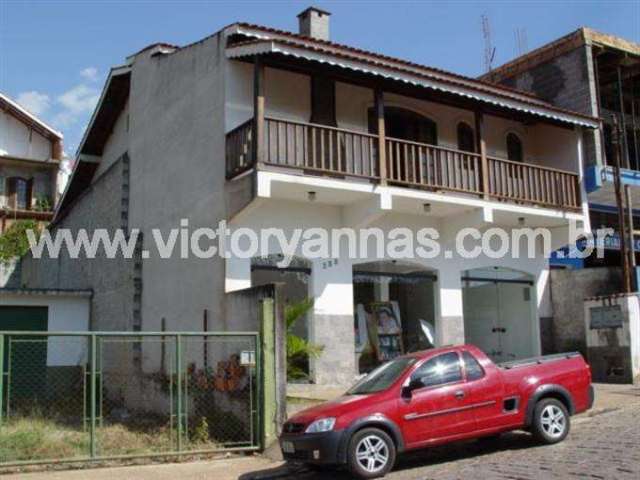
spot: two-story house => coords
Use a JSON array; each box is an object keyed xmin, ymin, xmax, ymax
[
  {"xmin": 482, "ymin": 28, "xmax": 640, "ymax": 270},
  {"xmin": 0, "ymin": 92, "xmax": 62, "ymax": 234},
  {"xmin": 19, "ymin": 8, "xmax": 598, "ymax": 386}
]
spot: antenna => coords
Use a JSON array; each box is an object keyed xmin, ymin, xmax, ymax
[
  {"xmin": 482, "ymin": 14, "xmax": 496, "ymax": 73},
  {"xmin": 515, "ymin": 27, "xmax": 529, "ymax": 56}
]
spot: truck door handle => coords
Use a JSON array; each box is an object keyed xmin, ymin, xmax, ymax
[{"xmin": 454, "ymin": 390, "xmax": 465, "ymax": 399}]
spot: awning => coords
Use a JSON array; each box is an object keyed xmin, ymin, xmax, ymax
[{"xmin": 226, "ymin": 36, "xmax": 600, "ymax": 130}]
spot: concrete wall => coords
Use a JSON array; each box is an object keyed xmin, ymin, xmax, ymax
[
  {"xmin": 497, "ymin": 45, "xmax": 601, "ymax": 167},
  {"xmin": 20, "ymin": 155, "xmax": 135, "ymax": 331},
  {"xmin": 0, "ymin": 292, "xmax": 90, "ymax": 366},
  {"xmin": 549, "ymin": 267, "xmax": 622, "ymax": 354},
  {"xmin": 126, "ymin": 32, "xmax": 230, "ymax": 336},
  {"xmin": 584, "ymin": 293, "xmax": 640, "ymax": 383}
]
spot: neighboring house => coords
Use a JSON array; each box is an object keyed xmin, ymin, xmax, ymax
[
  {"xmin": 0, "ymin": 92, "xmax": 62, "ymax": 234},
  {"xmin": 18, "ymin": 8, "xmax": 598, "ymax": 386},
  {"xmin": 482, "ymin": 28, "xmax": 640, "ymax": 269}
]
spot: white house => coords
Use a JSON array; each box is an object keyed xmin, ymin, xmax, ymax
[{"xmin": 19, "ymin": 8, "xmax": 598, "ymax": 386}]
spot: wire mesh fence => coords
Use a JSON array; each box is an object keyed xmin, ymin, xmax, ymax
[{"xmin": 0, "ymin": 332, "xmax": 261, "ymax": 466}]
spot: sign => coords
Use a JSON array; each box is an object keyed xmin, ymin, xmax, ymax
[
  {"xmin": 589, "ymin": 305, "xmax": 624, "ymax": 329},
  {"xmin": 240, "ymin": 350, "xmax": 256, "ymax": 366}
]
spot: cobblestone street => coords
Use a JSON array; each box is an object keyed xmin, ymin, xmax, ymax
[{"xmin": 248, "ymin": 402, "xmax": 640, "ymax": 480}]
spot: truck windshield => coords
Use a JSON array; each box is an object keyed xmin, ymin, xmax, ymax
[{"xmin": 347, "ymin": 357, "xmax": 417, "ymax": 395}]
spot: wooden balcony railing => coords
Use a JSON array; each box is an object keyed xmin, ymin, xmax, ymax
[
  {"xmin": 263, "ymin": 117, "xmax": 379, "ymax": 179},
  {"xmin": 225, "ymin": 116, "xmax": 581, "ymax": 211}
]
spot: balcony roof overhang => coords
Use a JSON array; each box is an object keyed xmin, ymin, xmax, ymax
[{"xmin": 226, "ymin": 32, "xmax": 599, "ymax": 130}]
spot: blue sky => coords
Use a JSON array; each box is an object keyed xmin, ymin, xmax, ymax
[{"xmin": 1, "ymin": 0, "xmax": 638, "ymax": 157}]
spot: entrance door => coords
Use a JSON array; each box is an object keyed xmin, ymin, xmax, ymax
[
  {"xmin": 462, "ymin": 282, "xmax": 501, "ymax": 358},
  {"xmin": 0, "ymin": 306, "xmax": 48, "ymax": 407},
  {"xmin": 462, "ymin": 276, "xmax": 535, "ymax": 363}
]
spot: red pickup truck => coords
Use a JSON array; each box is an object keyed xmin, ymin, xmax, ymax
[{"xmin": 280, "ymin": 345, "xmax": 593, "ymax": 479}]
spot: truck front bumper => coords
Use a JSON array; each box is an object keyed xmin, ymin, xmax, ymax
[{"xmin": 279, "ymin": 430, "xmax": 345, "ymax": 465}]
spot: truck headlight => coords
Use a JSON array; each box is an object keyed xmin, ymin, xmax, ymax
[{"xmin": 305, "ymin": 417, "xmax": 336, "ymax": 433}]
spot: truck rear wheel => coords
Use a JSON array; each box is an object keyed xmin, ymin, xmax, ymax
[
  {"xmin": 532, "ymin": 398, "xmax": 570, "ymax": 444},
  {"xmin": 347, "ymin": 427, "xmax": 396, "ymax": 479}
]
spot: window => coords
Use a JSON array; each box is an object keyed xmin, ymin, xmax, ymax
[
  {"xmin": 310, "ymin": 76, "xmax": 336, "ymax": 126},
  {"xmin": 15, "ymin": 179, "xmax": 28, "ymax": 209},
  {"xmin": 462, "ymin": 351, "xmax": 485, "ymax": 381},
  {"xmin": 410, "ymin": 352, "xmax": 462, "ymax": 389},
  {"xmin": 347, "ymin": 356, "xmax": 417, "ymax": 395},
  {"xmin": 7, "ymin": 177, "xmax": 32, "ymax": 210},
  {"xmin": 506, "ymin": 133, "xmax": 523, "ymax": 162},
  {"xmin": 457, "ymin": 122, "xmax": 475, "ymax": 153}
]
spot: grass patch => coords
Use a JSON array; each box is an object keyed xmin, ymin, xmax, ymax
[
  {"xmin": 0, "ymin": 416, "xmax": 88, "ymax": 462},
  {"xmin": 0, "ymin": 414, "xmax": 225, "ymax": 463}
]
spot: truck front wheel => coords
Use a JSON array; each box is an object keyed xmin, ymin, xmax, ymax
[
  {"xmin": 531, "ymin": 398, "xmax": 570, "ymax": 444},
  {"xmin": 347, "ymin": 427, "xmax": 396, "ymax": 479}
]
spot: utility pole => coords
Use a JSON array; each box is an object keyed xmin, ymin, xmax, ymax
[
  {"xmin": 625, "ymin": 184, "xmax": 636, "ymax": 291},
  {"xmin": 612, "ymin": 114, "xmax": 632, "ymax": 293}
]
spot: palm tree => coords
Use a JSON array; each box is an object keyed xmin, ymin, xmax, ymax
[{"xmin": 285, "ymin": 298, "xmax": 324, "ymax": 381}]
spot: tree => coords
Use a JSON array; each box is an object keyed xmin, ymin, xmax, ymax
[
  {"xmin": 0, "ymin": 220, "xmax": 41, "ymax": 264},
  {"xmin": 285, "ymin": 298, "xmax": 324, "ymax": 381}
]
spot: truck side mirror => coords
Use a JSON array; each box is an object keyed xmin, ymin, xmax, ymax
[
  {"xmin": 401, "ymin": 385, "xmax": 413, "ymax": 399},
  {"xmin": 401, "ymin": 378, "xmax": 422, "ymax": 399}
]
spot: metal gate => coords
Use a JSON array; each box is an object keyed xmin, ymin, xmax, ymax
[{"xmin": 0, "ymin": 331, "xmax": 261, "ymax": 466}]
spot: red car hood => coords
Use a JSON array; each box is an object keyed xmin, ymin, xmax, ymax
[{"xmin": 289, "ymin": 394, "xmax": 373, "ymax": 424}]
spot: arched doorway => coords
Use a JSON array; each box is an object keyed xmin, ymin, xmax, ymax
[
  {"xmin": 368, "ymin": 106, "xmax": 438, "ymax": 144},
  {"xmin": 353, "ymin": 261, "xmax": 437, "ymax": 373},
  {"xmin": 461, "ymin": 267, "xmax": 537, "ymax": 362}
]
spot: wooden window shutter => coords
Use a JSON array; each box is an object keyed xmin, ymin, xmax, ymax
[
  {"xmin": 310, "ymin": 76, "xmax": 337, "ymax": 127},
  {"xmin": 7, "ymin": 177, "xmax": 17, "ymax": 209},
  {"xmin": 26, "ymin": 178, "xmax": 34, "ymax": 210}
]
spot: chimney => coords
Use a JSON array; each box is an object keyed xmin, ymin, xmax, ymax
[{"xmin": 298, "ymin": 7, "xmax": 331, "ymax": 41}]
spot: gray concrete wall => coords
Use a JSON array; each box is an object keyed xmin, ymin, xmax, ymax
[
  {"xmin": 126, "ymin": 31, "xmax": 232, "ymax": 335},
  {"xmin": 498, "ymin": 45, "xmax": 602, "ymax": 168},
  {"xmin": 549, "ymin": 267, "xmax": 622, "ymax": 354},
  {"xmin": 20, "ymin": 155, "xmax": 135, "ymax": 331}
]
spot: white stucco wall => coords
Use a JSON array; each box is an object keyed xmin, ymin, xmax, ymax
[
  {"xmin": 0, "ymin": 109, "xmax": 52, "ymax": 161},
  {"xmin": 0, "ymin": 293, "xmax": 91, "ymax": 366},
  {"xmin": 223, "ymin": 60, "xmax": 580, "ymax": 173}
]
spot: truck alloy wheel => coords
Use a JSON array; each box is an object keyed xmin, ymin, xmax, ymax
[
  {"xmin": 532, "ymin": 398, "xmax": 570, "ymax": 444},
  {"xmin": 348, "ymin": 428, "xmax": 396, "ymax": 479}
]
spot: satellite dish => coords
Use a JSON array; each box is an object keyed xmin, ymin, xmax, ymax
[{"xmin": 419, "ymin": 319, "xmax": 435, "ymax": 347}]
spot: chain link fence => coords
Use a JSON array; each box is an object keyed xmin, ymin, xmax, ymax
[{"xmin": 0, "ymin": 332, "xmax": 261, "ymax": 466}]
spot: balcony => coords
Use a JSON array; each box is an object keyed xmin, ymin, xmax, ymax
[{"xmin": 226, "ymin": 117, "xmax": 581, "ymax": 211}]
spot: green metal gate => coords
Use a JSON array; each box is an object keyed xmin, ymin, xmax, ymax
[{"xmin": 0, "ymin": 331, "xmax": 262, "ymax": 466}]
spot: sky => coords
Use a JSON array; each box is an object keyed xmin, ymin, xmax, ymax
[{"xmin": 1, "ymin": 0, "xmax": 639, "ymax": 160}]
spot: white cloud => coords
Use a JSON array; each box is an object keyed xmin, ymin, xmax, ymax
[
  {"xmin": 80, "ymin": 67, "xmax": 99, "ymax": 82},
  {"xmin": 52, "ymin": 84, "xmax": 100, "ymax": 127},
  {"xmin": 16, "ymin": 91, "xmax": 51, "ymax": 116}
]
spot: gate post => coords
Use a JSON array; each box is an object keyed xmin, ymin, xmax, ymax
[
  {"xmin": 89, "ymin": 334, "xmax": 97, "ymax": 458},
  {"xmin": 0, "ymin": 334, "xmax": 4, "ymax": 426},
  {"xmin": 176, "ymin": 334, "xmax": 183, "ymax": 451},
  {"xmin": 260, "ymin": 298, "xmax": 277, "ymax": 448}
]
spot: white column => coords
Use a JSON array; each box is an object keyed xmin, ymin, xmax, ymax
[
  {"xmin": 436, "ymin": 268, "xmax": 465, "ymax": 346},
  {"xmin": 308, "ymin": 258, "xmax": 356, "ymax": 386}
]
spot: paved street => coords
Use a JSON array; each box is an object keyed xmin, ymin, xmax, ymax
[
  {"xmin": 244, "ymin": 402, "xmax": 640, "ymax": 480},
  {"xmin": 9, "ymin": 385, "xmax": 640, "ymax": 480}
]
